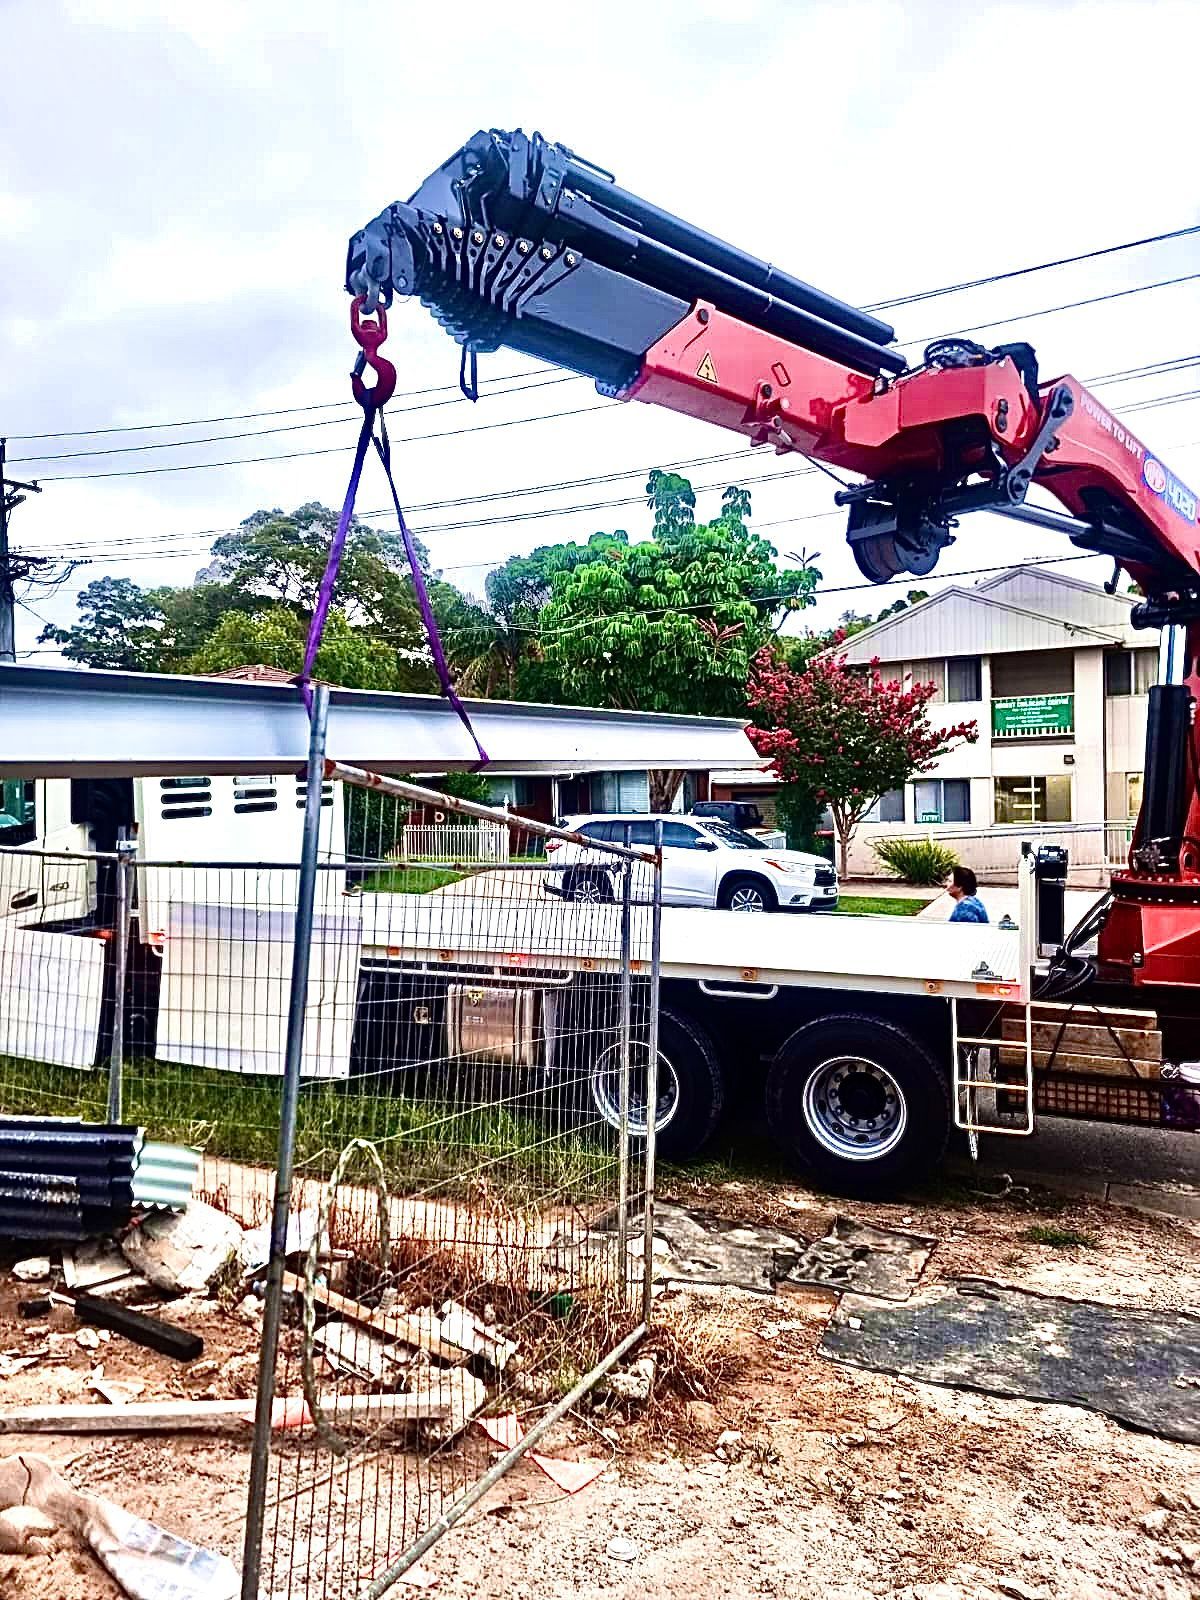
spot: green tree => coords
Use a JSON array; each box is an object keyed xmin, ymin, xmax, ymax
[
  {"xmin": 40, "ymin": 502, "xmax": 473, "ymax": 693},
  {"xmin": 39, "ymin": 577, "xmax": 166, "ymax": 671},
  {"xmin": 186, "ymin": 606, "xmax": 412, "ymax": 690},
  {"xmin": 534, "ymin": 480, "xmax": 817, "ymax": 808}
]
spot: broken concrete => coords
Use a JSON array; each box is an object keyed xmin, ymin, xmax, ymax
[{"xmin": 121, "ymin": 1201, "xmax": 243, "ymax": 1294}]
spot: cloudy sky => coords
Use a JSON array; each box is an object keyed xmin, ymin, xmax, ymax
[{"xmin": 2, "ymin": 0, "xmax": 1198, "ymax": 663}]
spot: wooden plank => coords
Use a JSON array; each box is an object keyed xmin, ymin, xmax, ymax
[
  {"xmin": 0, "ymin": 1391, "xmax": 451, "ymax": 1435},
  {"xmin": 72, "ymin": 1295, "xmax": 204, "ymax": 1363},
  {"xmin": 1026, "ymin": 1004, "xmax": 1158, "ymax": 1030},
  {"xmin": 998, "ymin": 1046, "xmax": 1163, "ymax": 1081},
  {"xmin": 281, "ymin": 1272, "xmax": 467, "ymax": 1366},
  {"xmin": 1000, "ymin": 1019, "xmax": 1161, "ymax": 1060}
]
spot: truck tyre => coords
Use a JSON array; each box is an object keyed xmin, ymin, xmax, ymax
[
  {"xmin": 717, "ymin": 874, "xmax": 777, "ymax": 913},
  {"xmin": 765, "ymin": 1014, "xmax": 949, "ymax": 1195},
  {"xmin": 565, "ymin": 869, "xmax": 614, "ymax": 904},
  {"xmin": 588, "ymin": 1007, "xmax": 725, "ymax": 1162}
]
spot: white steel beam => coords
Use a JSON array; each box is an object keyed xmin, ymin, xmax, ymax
[{"xmin": 0, "ymin": 664, "xmax": 758, "ymax": 778}]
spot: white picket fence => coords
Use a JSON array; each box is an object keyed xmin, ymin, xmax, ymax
[{"xmin": 398, "ymin": 820, "xmax": 511, "ymax": 865}]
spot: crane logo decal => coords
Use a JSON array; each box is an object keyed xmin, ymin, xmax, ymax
[
  {"xmin": 695, "ymin": 351, "xmax": 719, "ymax": 384},
  {"xmin": 1144, "ymin": 456, "xmax": 1199, "ymax": 524}
]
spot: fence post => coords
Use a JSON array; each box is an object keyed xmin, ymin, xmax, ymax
[
  {"xmin": 240, "ymin": 683, "xmax": 329, "ymax": 1600},
  {"xmin": 616, "ymin": 825, "xmax": 633, "ymax": 1277},
  {"xmin": 641, "ymin": 819, "xmax": 663, "ymax": 1324},
  {"xmin": 106, "ymin": 838, "xmax": 137, "ymax": 1125}
]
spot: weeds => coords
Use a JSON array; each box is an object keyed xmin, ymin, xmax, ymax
[
  {"xmin": 1023, "ymin": 1223, "xmax": 1098, "ymax": 1249},
  {"xmin": 0, "ymin": 1053, "xmax": 617, "ymax": 1207}
]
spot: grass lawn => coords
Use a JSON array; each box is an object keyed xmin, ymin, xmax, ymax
[
  {"xmin": 0, "ymin": 1051, "xmax": 617, "ymax": 1205},
  {"xmin": 361, "ymin": 865, "xmax": 466, "ymax": 894},
  {"xmin": 834, "ymin": 894, "xmax": 930, "ymax": 917}
]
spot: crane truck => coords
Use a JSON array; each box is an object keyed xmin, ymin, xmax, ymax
[{"xmin": 2, "ymin": 128, "xmax": 1198, "ymax": 1198}]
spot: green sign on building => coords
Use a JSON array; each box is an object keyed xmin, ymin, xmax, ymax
[{"xmin": 992, "ymin": 693, "xmax": 1074, "ymax": 738}]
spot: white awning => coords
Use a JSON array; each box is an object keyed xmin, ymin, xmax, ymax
[{"xmin": 0, "ymin": 665, "xmax": 759, "ymax": 778}]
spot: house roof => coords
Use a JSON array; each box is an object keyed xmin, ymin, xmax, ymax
[
  {"xmin": 205, "ymin": 663, "xmax": 300, "ymax": 685},
  {"xmin": 835, "ymin": 565, "xmax": 1138, "ymax": 664}
]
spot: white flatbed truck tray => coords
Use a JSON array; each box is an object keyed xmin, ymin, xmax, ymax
[{"xmin": 356, "ymin": 897, "xmax": 1026, "ymax": 1002}]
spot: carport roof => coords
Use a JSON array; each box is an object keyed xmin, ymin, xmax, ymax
[{"xmin": 0, "ymin": 663, "xmax": 759, "ymax": 778}]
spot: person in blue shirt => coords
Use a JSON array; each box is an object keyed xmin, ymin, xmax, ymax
[{"xmin": 946, "ymin": 865, "xmax": 989, "ymax": 924}]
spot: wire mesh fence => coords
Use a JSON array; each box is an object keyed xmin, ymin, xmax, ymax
[{"xmin": 0, "ymin": 753, "xmax": 662, "ymax": 1597}]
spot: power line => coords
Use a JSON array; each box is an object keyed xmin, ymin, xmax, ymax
[
  {"xmin": 5, "ymin": 365, "xmax": 558, "ymax": 442},
  {"xmin": 5, "ymin": 374, "xmax": 579, "ymax": 466},
  {"xmin": 901, "ymin": 271, "xmax": 1200, "ymax": 348},
  {"xmin": 11, "ymin": 221, "xmax": 1200, "ymax": 449},
  {"xmin": 24, "ymin": 384, "xmax": 1200, "ymax": 567},
  {"xmin": 34, "ymin": 401, "xmax": 614, "ymax": 483},
  {"xmin": 866, "ymin": 223, "xmax": 1200, "ymax": 312},
  {"xmin": 32, "ymin": 269, "xmax": 1200, "ymax": 486},
  {"xmin": 1119, "ymin": 386, "xmax": 1200, "ymax": 416}
]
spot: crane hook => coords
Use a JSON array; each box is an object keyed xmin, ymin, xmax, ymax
[{"xmin": 349, "ymin": 295, "xmax": 397, "ymax": 410}]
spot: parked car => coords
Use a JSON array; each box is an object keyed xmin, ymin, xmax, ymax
[
  {"xmin": 688, "ymin": 800, "xmax": 765, "ymax": 831},
  {"xmin": 545, "ymin": 813, "xmax": 838, "ymax": 913}
]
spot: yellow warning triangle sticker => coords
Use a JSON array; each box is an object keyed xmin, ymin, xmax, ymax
[{"xmin": 696, "ymin": 351, "xmax": 718, "ymax": 384}]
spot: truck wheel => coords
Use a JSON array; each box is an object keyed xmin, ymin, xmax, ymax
[
  {"xmin": 588, "ymin": 1008, "xmax": 725, "ymax": 1162},
  {"xmin": 718, "ymin": 874, "xmax": 777, "ymax": 913},
  {"xmin": 565, "ymin": 869, "xmax": 613, "ymax": 904},
  {"xmin": 766, "ymin": 1014, "xmax": 948, "ymax": 1195}
]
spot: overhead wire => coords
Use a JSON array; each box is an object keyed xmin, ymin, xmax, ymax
[
  {"xmin": 865, "ymin": 223, "xmax": 1200, "ymax": 312},
  {"xmin": 13, "ymin": 548, "xmax": 1126, "ymax": 659},
  {"xmin": 10, "ymin": 218, "xmax": 1200, "ymax": 446},
  {"xmin": 900, "ymin": 271, "xmax": 1200, "ymax": 349},
  {"xmin": 21, "ymin": 385, "xmax": 1200, "ymax": 567}
]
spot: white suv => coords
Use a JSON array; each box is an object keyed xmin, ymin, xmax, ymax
[{"xmin": 545, "ymin": 814, "xmax": 837, "ymax": 913}]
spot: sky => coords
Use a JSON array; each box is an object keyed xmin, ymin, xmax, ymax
[{"xmin": 2, "ymin": 0, "xmax": 1198, "ymax": 664}]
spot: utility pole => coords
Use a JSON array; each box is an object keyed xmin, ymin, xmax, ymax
[{"xmin": 0, "ymin": 437, "xmax": 43, "ymax": 663}]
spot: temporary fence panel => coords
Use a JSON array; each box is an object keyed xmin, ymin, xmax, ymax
[
  {"xmin": 0, "ymin": 921, "xmax": 106, "ymax": 1070},
  {"xmin": 0, "ymin": 764, "xmax": 662, "ymax": 1599},
  {"xmin": 249, "ymin": 766, "xmax": 662, "ymax": 1600},
  {"xmin": 137, "ymin": 774, "xmax": 345, "ymax": 941},
  {"xmin": 154, "ymin": 898, "xmax": 363, "ymax": 1078}
]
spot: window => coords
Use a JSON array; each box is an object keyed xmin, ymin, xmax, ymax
[
  {"xmin": 994, "ymin": 775, "xmax": 1072, "ymax": 824},
  {"xmin": 947, "ymin": 656, "xmax": 982, "ymax": 702},
  {"xmin": 661, "ymin": 822, "xmax": 704, "ymax": 849},
  {"xmin": 486, "ymin": 776, "xmax": 538, "ymax": 807},
  {"xmin": 912, "ymin": 779, "xmax": 970, "ymax": 824},
  {"xmin": 159, "ymin": 776, "xmax": 212, "ymax": 821},
  {"xmin": 233, "ymin": 779, "xmax": 277, "ymax": 816},
  {"xmin": 1107, "ymin": 771, "xmax": 1143, "ymax": 819},
  {"xmin": 594, "ymin": 771, "xmax": 649, "ymax": 813},
  {"xmin": 1105, "ymin": 652, "xmax": 1131, "ymax": 696},
  {"xmin": 1105, "ymin": 650, "xmax": 1157, "ymax": 696},
  {"xmin": 879, "ymin": 787, "xmax": 905, "ymax": 823},
  {"xmin": 892, "ymin": 659, "xmax": 945, "ymax": 700},
  {"xmin": 0, "ymin": 779, "xmax": 35, "ymax": 843},
  {"xmin": 580, "ymin": 821, "xmax": 619, "ymax": 842},
  {"xmin": 991, "ymin": 651, "xmax": 1073, "ymax": 697},
  {"xmin": 862, "ymin": 788, "xmax": 905, "ymax": 824}
]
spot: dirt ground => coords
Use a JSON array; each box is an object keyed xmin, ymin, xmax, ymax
[{"xmin": 1, "ymin": 1172, "xmax": 1198, "ymax": 1600}]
